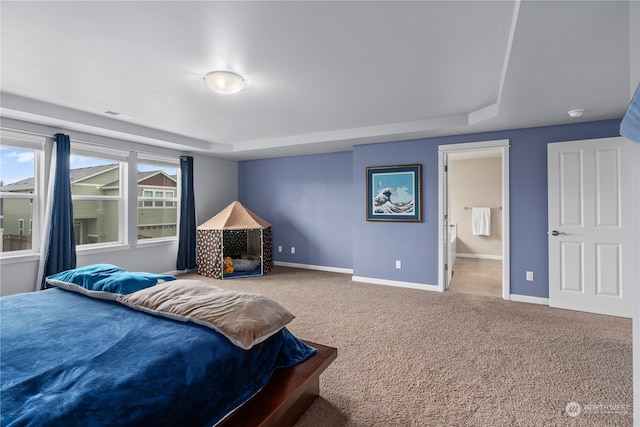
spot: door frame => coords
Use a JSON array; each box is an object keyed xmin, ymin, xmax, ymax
[{"xmin": 437, "ymin": 139, "xmax": 510, "ymax": 299}]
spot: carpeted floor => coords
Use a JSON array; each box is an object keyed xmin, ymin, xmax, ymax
[{"xmin": 180, "ymin": 266, "xmax": 633, "ymax": 426}]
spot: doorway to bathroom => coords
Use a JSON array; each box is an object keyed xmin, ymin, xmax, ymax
[{"xmin": 438, "ymin": 140, "xmax": 510, "ymax": 299}]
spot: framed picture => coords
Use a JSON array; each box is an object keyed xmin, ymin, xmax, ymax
[{"xmin": 366, "ymin": 164, "xmax": 422, "ymax": 222}]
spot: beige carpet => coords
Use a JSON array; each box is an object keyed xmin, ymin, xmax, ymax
[{"xmin": 180, "ymin": 267, "xmax": 633, "ymax": 426}]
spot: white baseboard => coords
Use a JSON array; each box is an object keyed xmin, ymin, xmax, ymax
[
  {"xmin": 456, "ymin": 253, "xmax": 503, "ymax": 260},
  {"xmin": 352, "ymin": 275, "xmax": 440, "ymax": 292},
  {"xmin": 509, "ymin": 294, "xmax": 549, "ymax": 305},
  {"xmin": 274, "ymin": 261, "xmax": 353, "ymax": 275},
  {"xmin": 273, "ymin": 263, "xmax": 438, "ymax": 291},
  {"xmin": 169, "ymin": 268, "xmax": 196, "ymax": 276}
]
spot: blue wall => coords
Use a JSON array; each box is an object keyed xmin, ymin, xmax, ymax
[
  {"xmin": 239, "ymin": 119, "xmax": 622, "ymax": 297},
  {"xmin": 352, "ymin": 140, "xmax": 435, "ymax": 284},
  {"xmin": 238, "ymin": 151, "xmax": 353, "ymax": 269}
]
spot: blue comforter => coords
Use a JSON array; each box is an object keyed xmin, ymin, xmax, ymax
[{"xmin": 1, "ymin": 288, "xmax": 316, "ymax": 427}]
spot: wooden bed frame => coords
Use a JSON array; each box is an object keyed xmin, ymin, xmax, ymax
[{"xmin": 218, "ymin": 341, "xmax": 337, "ymax": 427}]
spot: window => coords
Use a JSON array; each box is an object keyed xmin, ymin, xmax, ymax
[
  {"xmin": 154, "ymin": 191, "xmax": 163, "ymax": 207},
  {"xmin": 139, "ymin": 189, "xmax": 175, "ymax": 208},
  {"xmin": 141, "ymin": 190, "xmax": 153, "ymax": 207},
  {"xmin": 137, "ymin": 157, "xmax": 179, "ymax": 241},
  {"xmin": 0, "ymin": 130, "xmax": 43, "ymax": 255},
  {"xmin": 1, "ymin": 131, "xmax": 184, "ymax": 257},
  {"xmin": 70, "ymin": 145, "xmax": 127, "ymax": 247},
  {"xmin": 165, "ymin": 191, "xmax": 175, "ymax": 207}
]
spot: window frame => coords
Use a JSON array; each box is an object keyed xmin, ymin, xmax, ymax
[
  {"xmin": 136, "ymin": 155, "xmax": 180, "ymax": 244},
  {"xmin": 0, "ymin": 130, "xmax": 44, "ymax": 259},
  {"xmin": 70, "ymin": 143, "xmax": 129, "ymax": 251},
  {"xmin": 1, "ymin": 130, "xmax": 184, "ymax": 261}
]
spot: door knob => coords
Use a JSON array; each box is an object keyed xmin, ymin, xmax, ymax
[{"xmin": 551, "ymin": 230, "xmax": 565, "ymax": 236}]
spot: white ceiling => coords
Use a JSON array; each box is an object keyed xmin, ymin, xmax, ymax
[{"xmin": 0, "ymin": 1, "xmax": 636, "ymax": 161}]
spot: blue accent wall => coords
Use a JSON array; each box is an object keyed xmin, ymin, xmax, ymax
[
  {"xmin": 238, "ymin": 151, "xmax": 353, "ymax": 269},
  {"xmin": 239, "ymin": 119, "xmax": 622, "ymax": 297},
  {"xmin": 352, "ymin": 140, "xmax": 435, "ymax": 284}
]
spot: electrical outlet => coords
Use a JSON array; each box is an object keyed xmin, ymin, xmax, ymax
[
  {"xmin": 396, "ymin": 260, "xmax": 402, "ymax": 269},
  {"xmin": 526, "ymin": 271, "xmax": 534, "ymax": 281},
  {"xmin": 291, "ymin": 247, "xmax": 295, "ymax": 254},
  {"xmin": 278, "ymin": 246, "xmax": 283, "ymax": 253}
]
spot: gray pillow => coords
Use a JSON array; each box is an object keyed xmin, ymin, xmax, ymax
[{"xmin": 117, "ymin": 279, "xmax": 294, "ymax": 350}]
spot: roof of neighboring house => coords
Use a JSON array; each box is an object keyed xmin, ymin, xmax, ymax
[
  {"xmin": 0, "ymin": 164, "xmax": 117, "ymax": 192},
  {"xmin": 70, "ymin": 164, "xmax": 118, "ymax": 183},
  {"xmin": 1, "ymin": 164, "xmax": 175, "ymax": 192},
  {"xmin": 102, "ymin": 170, "xmax": 177, "ymax": 189},
  {"xmin": 0, "ymin": 177, "xmax": 34, "ymax": 192}
]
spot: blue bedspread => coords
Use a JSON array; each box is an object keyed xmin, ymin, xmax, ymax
[{"xmin": 1, "ymin": 288, "xmax": 316, "ymax": 427}]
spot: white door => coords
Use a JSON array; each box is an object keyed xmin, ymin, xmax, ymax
[{"xmin": 548, "ymin": 137, "xmax": 637, "ymax": 318}]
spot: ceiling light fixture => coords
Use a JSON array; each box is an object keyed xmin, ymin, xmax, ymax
[
  {"xmin": 203, "ymin": 71, "xmax": 246, "ymax": 95},
  {"xmin": 568, "ymin": 109, "xmax": 584, "ymax": 118}
]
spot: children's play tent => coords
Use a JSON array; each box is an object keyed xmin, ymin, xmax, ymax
[{"xmin": 196, "ymin": 201, "xmax": 272, "ymax": 279}]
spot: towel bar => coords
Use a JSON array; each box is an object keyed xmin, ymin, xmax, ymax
[{"xmin": 464, "ymin": 206, "xmax": 502, "ymax": 210}]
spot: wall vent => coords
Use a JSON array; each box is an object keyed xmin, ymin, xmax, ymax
[{"xmin": 102, "ymin": 110, "xmax": 134, "ymax": 119}]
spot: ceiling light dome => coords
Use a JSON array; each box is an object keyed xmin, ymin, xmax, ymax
[{"xmin": 203, "ymin": 71, "xmax": 246, "ymax": 95}]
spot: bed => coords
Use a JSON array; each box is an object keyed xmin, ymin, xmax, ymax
[{"xmin": 0, "ymin": 265, "xmax": 336, "ymax": 426}]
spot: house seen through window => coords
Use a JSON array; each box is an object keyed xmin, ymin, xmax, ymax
[
  {"xmin": 69, "ymin": 154, "xmax": 123, "ymax": 246},
  {"xmin": 137, "ymin": 162, "xmax": 178, "ymax": 240}
]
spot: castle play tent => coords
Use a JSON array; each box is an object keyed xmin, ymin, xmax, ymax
[{"xmin": 196, "ymin": 201, "xmax": 272, "ymax": 279}]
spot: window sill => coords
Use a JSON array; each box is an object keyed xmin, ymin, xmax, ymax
[
  {"xmin": 0, "ymin": 253, "xmax": 40, "ymax": 265},
  {"xmin": 76, "ymin": 243, "xmax": 131, "ymax": 256},
  {"xmin": 1, "ymin": 239, "xmax": 178, "ymax": 264},
  {"xmin": 136, "ymin": 238, "xmax": 179, "ymax": 248}
]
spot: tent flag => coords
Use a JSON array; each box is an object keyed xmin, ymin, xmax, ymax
[{"xmin": 620, "ymin": 83, "xmax": 640, "ymax": 143}]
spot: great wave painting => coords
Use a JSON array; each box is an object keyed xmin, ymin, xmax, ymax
[{"xmin": 366, "ymin": 164, "xmax": 422, "ymax": 222}]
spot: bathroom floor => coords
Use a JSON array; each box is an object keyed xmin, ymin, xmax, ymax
[{"xmin": 448, "ymin": 257, "xmax": 502, "ymax": 298}]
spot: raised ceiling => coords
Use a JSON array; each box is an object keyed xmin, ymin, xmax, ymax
[{"xmin": 1, "ymin": 1, "xmax": 636, "ymax": 160}]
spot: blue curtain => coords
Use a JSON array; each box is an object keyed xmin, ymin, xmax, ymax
[
  {"xmin": 621, "ymin": 83, "xmax": 640, "ymax": 143},
  {"xmin": 177, "ymin": 156, "xmax": 196, "ymax": 270},
  {"xmin": 40, "ymin": 133, "xmax": 76, "ymax": 289}
]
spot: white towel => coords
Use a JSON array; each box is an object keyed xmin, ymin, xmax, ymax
[{"xmin": 472, "ymin": 207, "xmax": 491, "ymax": 236}]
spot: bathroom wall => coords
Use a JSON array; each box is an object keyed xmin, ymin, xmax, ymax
[{"xmin": 450, "ymin": 156, "xmax": 502, "ymax": 258}]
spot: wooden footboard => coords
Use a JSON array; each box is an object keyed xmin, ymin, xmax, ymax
[{"xmin": 217, "ymin": 341, "xmax": 337, "ymax": 427}]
